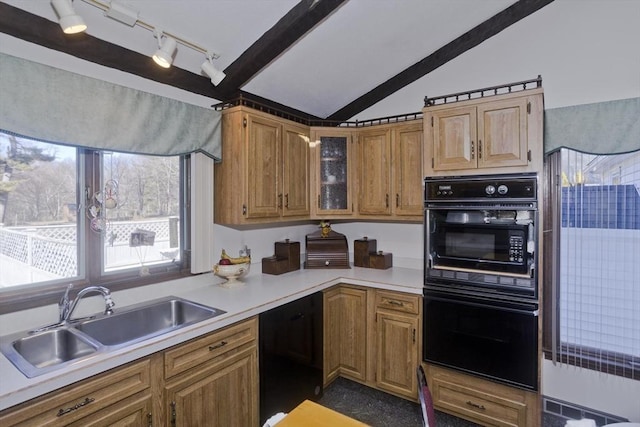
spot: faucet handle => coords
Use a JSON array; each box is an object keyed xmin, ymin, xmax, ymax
[{"xmin": 60, "ymin": 284, "xmax": 73, "ymax": 304}]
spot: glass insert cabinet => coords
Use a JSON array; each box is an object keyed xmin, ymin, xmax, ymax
[{"xmin": 311, "ymin": 128, "xmax": 356, "ymax": 216}]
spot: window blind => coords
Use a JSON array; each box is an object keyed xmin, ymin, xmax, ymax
[
  {"xmin": 0, "ymin": 53, "xmax": 221, "ymax": 160},
  {"xmin": 555, "ymin": 148, "xmax": 640, "ymax": 379}
]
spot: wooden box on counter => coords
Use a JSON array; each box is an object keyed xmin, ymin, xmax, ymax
[
  {"xmin": 353, "ymin": 237, "xmax": 393, "ymax": 269},
  {"xmin": 304, "ymin": 229, "xmax": 350, "ymax": 269},
  {"xmin": 369, "ymin": 251, "xmax": 393, "ymax": 269},
  {"xmin": 262, "ymin": 240, "xmax": 300, "ymax": 275},
  {"xmin": 354, "ymin": 237, "xmax": 377, "ymax": 267}
]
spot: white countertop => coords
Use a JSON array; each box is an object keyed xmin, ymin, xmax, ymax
[{"xmin": 0, "ymin": 265, "xmax": 422, "ymax": 411}]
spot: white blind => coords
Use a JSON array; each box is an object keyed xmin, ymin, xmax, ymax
[{"xmin": 557, "ymin": 148, "xmax": 640, "ymax": 378}]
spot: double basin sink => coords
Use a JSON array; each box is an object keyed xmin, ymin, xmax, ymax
[{"xmin": 0, "ymin": 296, "xmax": 226, "ymax": 378}]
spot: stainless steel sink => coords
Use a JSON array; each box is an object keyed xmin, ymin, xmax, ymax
[
  {"xmin": 76, "ymin": 297, "xmax": 226, "ymax": 346},
  {"xmin": 12, "ymin": 328, "xmax": 98, "ymax": 368},
  {"xmin": 0, "ymin": 296, "xmax": 225, "ymax": 378}
]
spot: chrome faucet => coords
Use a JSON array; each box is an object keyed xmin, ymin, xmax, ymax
[{"xmin": 59, "ymin": 284, "xmax": 115, "ymax": 323}]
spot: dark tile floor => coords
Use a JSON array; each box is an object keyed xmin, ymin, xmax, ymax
[
  {"xmin": 318, "ymin": 377, "xmax": 477, "ymax": 426},
  {"xmin": 318, "ymin": 377, "xmax": 567, "ymax": 427}
]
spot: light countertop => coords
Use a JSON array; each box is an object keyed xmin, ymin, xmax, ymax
[{"xmin": 0, "ymin": 264, "xmax": 422, "ymax": 412}]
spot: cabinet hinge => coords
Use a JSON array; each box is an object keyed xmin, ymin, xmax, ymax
[
  {"xmin": 527, "ymin": 102, "xmax": 531, "ymax": 114},
  {"xmin": 242, "ymin": 118, "xmax": 247, "ymax": 128},
  {"xmin": 242, "ymin": 204, "xmax": 247, "ymax": 215},
  {"xmin": 147, "ymin": 412, "xmax": 153, "ymax": 427},
  {"xmin": 527, "ymin": 150, "xmax": 532, "ymax": 162}
]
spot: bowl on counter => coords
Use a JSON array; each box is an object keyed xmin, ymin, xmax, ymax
[{"xmin": 213, "ymin": 262, "xmax": 251, "ymax": 286}]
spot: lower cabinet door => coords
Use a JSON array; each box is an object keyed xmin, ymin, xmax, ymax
[
  {"xmin": 375, "ymin": 311, "xmax": 418, "ymax": 399},
  {"xmin": 165, "ymin": 347, "xmax": 258, "ymax": 427}
]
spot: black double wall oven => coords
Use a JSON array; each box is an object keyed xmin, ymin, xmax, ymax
[{"xmin": 423, "ymin": 173, "xmax": 540, "ymax": 390}]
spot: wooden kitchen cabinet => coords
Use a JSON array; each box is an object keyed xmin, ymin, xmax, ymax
[
  {"xmin": 323, "ymin": 285, "xmax": 422, "ymax": 402},
  {"xmin": 310, "ymin": 127, "xmax": 357, "ymax": 217},
  {"xmin": 215, "ymin": 106, "xmax": 310, "ymax": 225},
  {"xmin": 391, "ymin": 122, "xmax": 423, "ymax": 218},
  {"xmin": 357, "ymin": 127, "xmax": 392, "ymax": 215},
  {"xmin": 424, "ymin": 363, "xmax": 539, "ymax": 427},
  {"xmin": 314, "ymin": 120, "xmax": 423, "ymax": 220},
  {"xmin": 0, "ymin": 358, "xmax": 153, "ymax": 426},
  {"xmin": 163, "ymin": 317, "xmax": 259, "ymax": 427},
  {"xmin": 323, "ymin": 285, "xmax": 368, "ymax": 384},
  {"xmin": 423, "ymin": 89, "xmax": 543, "ymax": 177},
  {"xmin": 0, "ymin": 318, "xmax": 259, "ymax": 427},
  {"xmin": 374, "ymin": 290, "xmax": 421, "ymax": 400}
]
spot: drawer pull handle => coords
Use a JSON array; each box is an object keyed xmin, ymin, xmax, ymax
[
  {"xmin": 388, "ymin": 300, "xmax": 404, "ymax": 306},
  {"xmin": 466, "ymin": 400, "xmax": 486, "ymax": 411},
  {"xmin": 57, "ymin": 397, "xmax": 94, "ymax": 417},
  {"xmin": 209, "ymin": 340, "xmax": 228, "ymax": 351}
]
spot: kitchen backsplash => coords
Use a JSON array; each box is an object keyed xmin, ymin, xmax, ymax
[{"xmin": 212, "ymin": 222, "xmax": 424, "ymax": 270}]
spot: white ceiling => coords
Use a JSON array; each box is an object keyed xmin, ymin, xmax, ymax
[{"xmin": 4, "ymin": 0, "xmax": 520, "ymax": 118}]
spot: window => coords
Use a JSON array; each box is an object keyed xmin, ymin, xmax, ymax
[
  {"xmin": 0, "ymin": 132, "xmax": 189, "ymax": 312},
  {"xmin": 544, "ymin": 148, "xmax": 640, "ymax": 380}
]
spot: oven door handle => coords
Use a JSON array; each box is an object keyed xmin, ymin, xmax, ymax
[{"xmin": 426, "ymin": 295, "xmax": 539, "ymax": 317}]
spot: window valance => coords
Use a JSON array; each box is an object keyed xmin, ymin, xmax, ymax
[
  {"xmin": 0, "ymin": 53, "xmax": 221, "ymax": 160},
  {"xmin": 544, "ymin": 97, "xmax": 639, "ymax": 155}
]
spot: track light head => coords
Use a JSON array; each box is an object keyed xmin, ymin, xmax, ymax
[
  {"xmin": 51, "ymin": 0, "xmax": 87, "ymax": 34},
  {"xmin": 153, "ymin": 32, "xmax": 177, "ymax": 68},
  {"xmin": 201, "ymin": 55, "xmax": 226, "ymax": 86}
]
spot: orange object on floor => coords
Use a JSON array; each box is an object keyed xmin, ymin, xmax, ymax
[{"xmin": 277, "ymin": 400, "xmax": 369, "ymax": 427}]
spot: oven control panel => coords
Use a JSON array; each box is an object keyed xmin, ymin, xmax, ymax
[
  {"xmin": 509, "ymin": 236, "xmax": 524, "ymax": 262},
  {"xmin": 425, "ymin": 173, "xmax": 537, "ymax": 202}
]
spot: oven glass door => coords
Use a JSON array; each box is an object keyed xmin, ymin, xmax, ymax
[
  {"xmin": 423, "ymin": 290, "xmax": 538, "ymax": 390},
  {"xmin": 429, "ymin": 215, "xmax": 531, "ymax": 275}
]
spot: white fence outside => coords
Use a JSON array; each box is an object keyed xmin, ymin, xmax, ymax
[{"xmin": 0, "ymin": 218, "xmax": 179, "ymax": 287}]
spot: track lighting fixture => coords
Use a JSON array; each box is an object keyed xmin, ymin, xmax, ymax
[
  {"xmin": 51, "ymin": 0, "xmax": 87, "ymax": 34},
  {"xmin": 201, "ymin": 54, "xmax": 226, "ymax": 86},
  {"xmin": 153, "ymin": 31, "xmax": 177, "ymax": 68},
  {"xmin": 54, "ymin": 0, "xmax": 224, "ymax": 77}
]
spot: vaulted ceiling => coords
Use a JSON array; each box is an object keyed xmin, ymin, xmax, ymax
[{"xmin": 0, "ymin": 0, "xmax": 555, "ymax": 121}]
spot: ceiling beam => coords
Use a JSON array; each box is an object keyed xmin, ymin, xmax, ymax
[
  {"xmin": 215, "ymin": 0, "xmax": 348, "ymax": 96},
  {"xmin": 326, "ymin": 0, "xmax": 556, "ymax": 122}
]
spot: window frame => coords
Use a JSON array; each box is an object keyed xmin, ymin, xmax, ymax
[
  {"xmin": 0, "ymin": 147, "xmax": 192, "ymax": 315},
  {"xmin": 542, "ymin": 150, "xmax": 640, "ymax": 381}
]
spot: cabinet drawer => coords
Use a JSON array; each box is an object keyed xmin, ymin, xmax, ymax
[
  {"xmin": 375, "ymin": 290, "xmax": 420, "ymax": 314},
  {"xmin": 426, "ymin": 364, "xmax": 538, "ymax": 427},
  {"xmin": 0, "ymin": 359, "xmax": 151, "ymax": 427},
  {"xmin": 164, "ymin": 317, "xmax": 258, "ymax": 378}
]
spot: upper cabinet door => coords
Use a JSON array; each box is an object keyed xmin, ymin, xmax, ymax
[
  {"xmin": 311, "ymin": 128, "xmax": 356, "ymax": 217},
  {"xmin": 477, "ymin": 97, "xmax": 528, "ymax": 169},
  {"xmin": 431, "ymin": 106, "xmax": 477, "ymax": 171},
  {"xmin": 358, "ymin": 128, "xmax": 392, "ymax": 215},
  {"xmin": 246, "ymin": 114, "xmax": 281, "ymax": 219},
  {"xmin": 393, "ymin": 123, "xmax": 423, "ymax": 217},
  {"xmin": 282, "ymin": 124, "xmax": 310, "ymax": 217}
]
